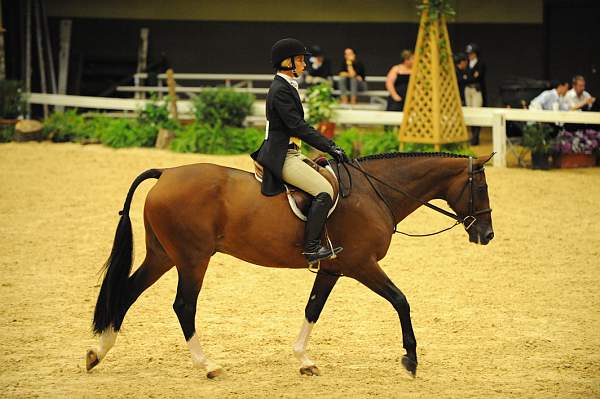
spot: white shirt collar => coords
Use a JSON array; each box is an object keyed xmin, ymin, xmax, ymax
[
  {"xmin": 469, "ymin": 58, "xmax": 478, "ymax": 68},
  {"xmin": 276, "ymin": 72, "xmax": 299, "ymax": 90},
  {"xmin": 568, "ymin": 88, "xmax": 588, "ymax": 100}
]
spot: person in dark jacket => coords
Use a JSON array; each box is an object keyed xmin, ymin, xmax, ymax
[
  {"xmin": 454, "ymin": 52, "xmax": 469, "ymax": 105},
  {"xmin": 251, "ymin": 38, "xmax": 349, "ymax": 265},
  {"xmin": 301, "ymin": 45, "xmax": 333, "ymax": 86},
  {"xmin": 465, "ymin": 43, "xmax": 486, "ymax": 145}
]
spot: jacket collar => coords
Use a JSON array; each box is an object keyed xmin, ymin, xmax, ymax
[
  {"xmin": 276, "ymin": 72, "xmax": 298, "ymax": 88},
  {"xmin": 274, "ymin": 74, "xmax": 302, "ymax": 106}
]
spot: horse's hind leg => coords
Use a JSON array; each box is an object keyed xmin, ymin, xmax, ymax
[
  {"xmin": 348, "ymin": 259, "xmax": 418, "ymax": 377},
  {"xmin": 294, "ymin": 272, "xmax": 340, "ymax": 376},
  {"xmin": 86, "ymin": 228, "xmax": 173, "ymax": 371},
  {"xmin": 172, "ymin": 259, "xmax": 223, "ymax": 379}
]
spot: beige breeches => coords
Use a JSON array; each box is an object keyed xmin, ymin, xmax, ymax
[
  {"xmin": 281, "ymin": 150, "xmax": 334, "ymax": 198},
  {"xmin": 465, "ymin": 86, "xmax": 483, "ymax": 107}
]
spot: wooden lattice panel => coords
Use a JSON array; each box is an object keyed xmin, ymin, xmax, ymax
[{"xmin": 399, "ymin": 12, "xmax": 468, "ymax": 148}]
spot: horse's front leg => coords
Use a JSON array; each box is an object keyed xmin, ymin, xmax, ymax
[
  {"xmin": 294, "ymin": 272, "xmax": 339, "ymax": 376},
  {"xmin": 349, "ymin": 259, "xmax": 418, "ymax": 376}
]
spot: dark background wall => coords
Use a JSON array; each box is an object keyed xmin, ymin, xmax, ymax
[
  {"xmin": 544, "ymin": 0, "xmax": 600, "ymax": 98},
  {"xmin": 3, "ymin": 0, "xmax": 598, "ymax": 107}
]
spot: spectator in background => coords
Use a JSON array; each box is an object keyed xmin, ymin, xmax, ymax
[
  {"xmin": 454, "ymin": 52, "xmax": 469, "ymax": 105},
  {"xmin": 300, "ymin": 45, "xmax": 332, "ymax": 87},
  {"xmin": 465, "ymin": 43, "xmax": 486, "ymax": 145},
  {"xmin": 385, "ymin": 50, "xmax": 413, "ymax": 112},
  {"xmin": 338, "ymin": 48, "xmax": 367, "ymax": 105},
  {"xmin": 566, "ymin": 75, "xmax": 596, "ymax": 111},
  {"xmin": 529, "ymin": 79, "xmax": 570, "ymax": 111}
]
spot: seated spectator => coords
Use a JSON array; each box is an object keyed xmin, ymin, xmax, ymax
[
  {"xmin": 385, "ymin": 50, "xmax": 413, "ymax": 111},
  {"xmin": 300, "ymin": 45, "xmax": 332, "ymax": 87},
  {"xmin": 566, "ymin": 75, "xmax": 596, "ymax": 111},
  {"xmin": 529, "ymin": 80, "xmax": 570, "ymax": 111},
  {"xmin": 454, "ymin": 52, "xmax": 469, "ymax": 106},
  {"xmin": 338, "ymin": 48, "xmax": 367, "ymax": 105}
]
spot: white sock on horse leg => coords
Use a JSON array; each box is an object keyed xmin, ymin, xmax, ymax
[
  {"xmin": 293, "ymin": 319, "xmax": 316, "ymax": 367},
  {"xmin": 187, "ymin": 333, "xmax": 220, "ymax": 372},
  {"xmin": 97, "ymin": 327, "xmax": 117, "ymax": 360}
]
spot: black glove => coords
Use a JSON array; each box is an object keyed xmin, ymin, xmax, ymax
[{"xmin": 329, "ymin": 144, "xmax": 350, "ymax": 163}]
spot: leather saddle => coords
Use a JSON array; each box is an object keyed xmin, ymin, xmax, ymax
[{"xmin": 254, "ymin": 156, "xmax": 340, "ymax": 221}]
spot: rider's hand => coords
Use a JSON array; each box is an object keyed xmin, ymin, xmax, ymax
[{"xmin": 329, "ymin": 144, "xmax": 350, "ymax": 163}]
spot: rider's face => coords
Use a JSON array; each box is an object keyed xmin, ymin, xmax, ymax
[{"xmin": 294, "ymin": 55, "xmax": 306, "ymax": 74}]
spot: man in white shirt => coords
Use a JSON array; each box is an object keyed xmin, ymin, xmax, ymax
[
  {"xmin": 529, "ymin": 80, "xmax": 570, "ymax": 111},
  {"xmin": 565, "ymin": 75, "xmax": 596, "ymax": 111}
]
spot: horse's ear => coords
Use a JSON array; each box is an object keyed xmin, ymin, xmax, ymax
[{"xmin": 477, "ymin": 153, "xmax": 495, "ymax": 165}]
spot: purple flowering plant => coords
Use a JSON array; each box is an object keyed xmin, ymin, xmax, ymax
[{"xmin": 555, "ymin": 129, "xmax": 600, "ymax": 154}]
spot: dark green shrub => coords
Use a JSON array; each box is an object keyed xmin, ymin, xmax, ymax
[
  {"xmin": 171, "ymin": 124, "xmax": 263, "ymax": 154},
  {"xmin": 0, "ymin": 125, "xmax": 15, "ymax": 142},
  {"xmin": 334, "ymin": 128, "xmax": 473, "ymax": 158},
  {"xmin": 43, "ymin": 110, "xmax": 94, "ymax": 142},
  {"xmin": 192, "ymin": 88, "xmax": 255, "ymax": 127},
  {"xmin": 138, "ymin": 94, "xmax": 180, "ymax": 131},
  {"xmin": 442, "ymin": 143, "xmax": 476, "ymax": 157},
  {"xmin": 334, "ymin": 128, "xmax": 362, "ymax": 158},
  {"xmin": 98, "ymin": 118, "xmax": 158, "ymax": 148},
  {"xmin": 43, "ymin": 110, "xmax": 159, "ymax": 147},
  {"xmin": 334, "ymin": 128, "xmax": 399, "ymax": 158},
  {"xmin": 362, "ymin": 130, "xmax": 400, "ymax": 156},
  {"xmin": 402, "ymin": 142, "xmax": 475, "ymax": 156}
]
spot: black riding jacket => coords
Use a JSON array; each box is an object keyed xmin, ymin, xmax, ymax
[{"xmin": 251, "ymin": 75, "xmax": 335, "ymax": 196}]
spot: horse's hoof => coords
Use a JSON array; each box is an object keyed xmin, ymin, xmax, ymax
[
  {"xmin": 300, "ymin": 365, "xmax": 320, "ymax": 376},
  {"xmin": 86, "ymin": 349, "xmax": 100, "ymax": 371},
  {"xmin": 401, "ymin": 355, "xmax": 417, "ymax": 378},
  {"xmin": 206, "ymin": 366, "xmax": 224, "ymax": 379}
]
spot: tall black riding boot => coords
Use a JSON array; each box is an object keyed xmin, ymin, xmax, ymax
[{"xmin": 303, "ymin": 192, "xmax": 343, "ymax": 265}]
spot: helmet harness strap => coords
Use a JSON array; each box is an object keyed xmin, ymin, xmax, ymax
[{"xmin": 278, "ymin": 57, "xmax": 299, "ymax": 78}]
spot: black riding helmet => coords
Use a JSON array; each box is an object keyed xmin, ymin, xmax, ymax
[{"xmin": 271, "ymin": 38, "xmax": 311, "ymax": 77}]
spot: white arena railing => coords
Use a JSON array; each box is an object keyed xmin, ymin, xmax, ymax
[
  {"xmin": 27, "ymin": 92, "xmax": 600, "ymax": 168},
  {"xmin": 123, "ymin": 72, "xmax": 390, "ymax": 104}
]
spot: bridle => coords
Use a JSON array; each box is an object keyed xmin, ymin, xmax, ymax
[
  {"xmin": 340, "ymin": 156, "xmax": 493, "ymax": 237},
  {"xmin": 457, "ymin": 156, "xmax": 493, "ymax": 231}
]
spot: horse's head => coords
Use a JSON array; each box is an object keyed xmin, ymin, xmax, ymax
[{"xmin": 447, "ymin": 155, "xmax": 494, "ymax": 245}]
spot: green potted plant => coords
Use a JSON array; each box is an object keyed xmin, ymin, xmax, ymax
[
  {"xmin": 306, "ymin": 82, "xmax": 337, "ymax": 139},
  {"xmin": 522, "ymin": 123, "xmax": 554, "ymax": 170}
]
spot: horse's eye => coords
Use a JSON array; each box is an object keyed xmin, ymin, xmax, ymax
[{"xmin": 478, "ymin": 185, "xmax": 488, "ymax": 193}]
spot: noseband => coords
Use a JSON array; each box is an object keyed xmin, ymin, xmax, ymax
[{"xmin": 343, "ymin": 156, "xmax": 492, "ymax": 237}]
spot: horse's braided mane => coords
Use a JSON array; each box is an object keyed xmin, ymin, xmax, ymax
[{"xmin": 356, "ymin": 151, "xmax": 471, "ymax": 162}]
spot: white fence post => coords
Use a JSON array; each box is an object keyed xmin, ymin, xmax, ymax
[{"xmin": 492, "ymin": 111, "xmax": 507, "ymax": 167}]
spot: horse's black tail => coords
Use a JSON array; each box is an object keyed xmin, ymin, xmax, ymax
[{"xmin": 92, "ymin": 169, "xmax": 163, "ymax": 335}]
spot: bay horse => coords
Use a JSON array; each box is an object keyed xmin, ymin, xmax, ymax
[{"xmin": 86, "ymin": 152, "xmax": 494, "ymax": 378}]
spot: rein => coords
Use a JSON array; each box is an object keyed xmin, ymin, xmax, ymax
[{"xmin": 336, "ymin": 156, "xmax": 492, "ymax": 236}]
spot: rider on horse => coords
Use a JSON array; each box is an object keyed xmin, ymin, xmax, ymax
[{"xmin": 251, "ymin": 38, "xmax": 349, "ymax": 266}]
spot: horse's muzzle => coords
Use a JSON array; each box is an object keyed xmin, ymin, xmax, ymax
[{"xmin": 469, "ymin": 225, "xmax": 494, "ymax": 245}]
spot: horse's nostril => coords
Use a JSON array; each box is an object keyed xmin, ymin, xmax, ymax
[{"xmin": 486, "ymin": 231, "xmax": 494, "ymax": 241}]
